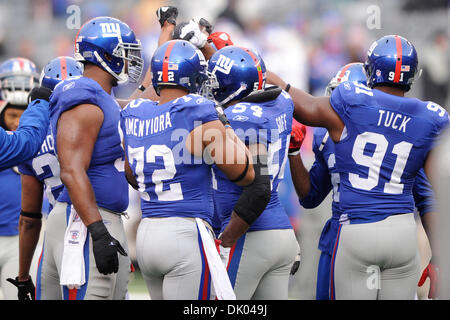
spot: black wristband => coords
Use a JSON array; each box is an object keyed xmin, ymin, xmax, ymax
[
  {"xmin": 20, "ymin": 210, "xmax": 42, "ymax": 219},
  {"xmin": 138, "ymin": 84, "xmax": 146, "ymax": 92},
  {"xmin": 285, "ymin": 84, "xmax": 291, "ymax": 93},
  {"xmin": 87, "ymin": 221, "xmax": 108, "ymax": 241},
  {"xmin": 230, "ymin": 154, "xmax": 249, "ymax": 183}
]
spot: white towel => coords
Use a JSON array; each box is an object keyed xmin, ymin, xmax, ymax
[
  {"xmin": 60, "ymin": 206, "xmax": 88, "ymax": 289},
  {"xmin": 195, "ymin": 218, "xmax": 236, "ymax": 300}
]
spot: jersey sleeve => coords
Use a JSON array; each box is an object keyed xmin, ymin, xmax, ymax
[
  {"xmin": 50, "ymin": 78, "xmax": 100, "ymax": 115},
  {"xmin": 329, "ymin": 82, "xmax": 350, "ymax": 121},
  {"xmin": 413, "ymin": 168, "xmax": 435, "ymax": 216},
  {"xmin": 0, "ymin": 100, "xmax": 49, "ymax": 171},
  {"xmin": 17, "ymin": 160, "xmax": 35, "ymax": 176}
]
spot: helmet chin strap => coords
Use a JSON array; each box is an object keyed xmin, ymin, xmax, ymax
[
  {"xmin": 219, "ymin": 83, "xmax": 248, "ymax": 107},
  {"xmin": 93, "ymin": 51, "xmax": 128, "ymax": 84}
]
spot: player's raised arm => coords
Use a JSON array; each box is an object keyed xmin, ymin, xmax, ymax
[
  {"xmin": 0, "ymin": 89, "xmax": 51, "ymax": 170},
  {"xmin": 266, "ymin": 70, "xmax": 345, "ymax": 143}
]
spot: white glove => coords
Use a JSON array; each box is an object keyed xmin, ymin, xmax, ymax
[
  {"xmin": 218, "ymin": 244, "xmax": 231, "ymax": 269},
  {"xmin": 173, "ymin": 19, "xmax": 208, "ymax": 48}
]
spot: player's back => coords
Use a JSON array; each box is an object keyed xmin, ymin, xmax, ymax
[
  {"xmin": 330, "ymin": 80, "xmax": 449, "ymax": 223},
  {"xmin": 120, "ymin": 94, "xmax": 219, "ymax": 226},
  {"xmin": 213, "ymin": 90, "xmax": 294, "ymax": 232},
  {"xmin": 18, "ymin": 128, "xmax": 63, "ymax": 208},
  {"xmin": 49, "ymin": 76, "xmax": 128, "ymax": 213}
]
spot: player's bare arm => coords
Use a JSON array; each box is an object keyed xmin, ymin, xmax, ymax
[
  {"xmin": 289, "ymin": 154, "xmax": 311, "ymax": 199},
  {"xmin": 57, "ymin": 103, "xmax": 104, "ymax": 226},
  {"xmin": 18, "ymin": 174, "xmax": 43, "ymax": 282},
  {"xmin": 266, "ymin": 70, "xmax": 344, "ymax": 142},
  {"xmin": 188, "ymin": 120, "xmax": 255, "ymax": 187}
]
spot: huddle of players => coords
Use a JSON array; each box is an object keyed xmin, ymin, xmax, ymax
[{"xmin": 2, "ymin": 5, "xmax": 447, "ymax": 300}]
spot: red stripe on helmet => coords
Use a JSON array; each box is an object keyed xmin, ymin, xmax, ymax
[
  {"xmin": 18, "ymin": 58, "xmax": 25, "ymax": 71},
  {"xmin": 60, "ymin": 57, "xmax": 68, "ymax": 80},
  {"xmin": 337, "ymin": 63, "xmax": 353, "ymax": 82},
  {"xmin": 239, "ymin": 47, "xmax": 263, "ymax": 90},
  {"xmin": 393, "ymin": 35, "xmax": 403, "ymax": 83},
  {"xmin": 162, "ymin": 41, "xmax": 176, "ymax": 83}
]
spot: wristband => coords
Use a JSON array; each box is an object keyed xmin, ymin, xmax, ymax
[
  {"xmin": 230, "ymin": 154, "xmax": 249, "ymax": 183},
  {"xmin": 288, "ymin": 149, "xmax": 301, "ymax": 156},
  {"xmin": 285, "ymin": 84, "xmax": 291, "ymax": 93},
  {"xmin": 138, "ymin": 84, "xmax": 146, "ymax": 92},
  {"xmin": 20, "ymin": 210, "xmax": 42, "ymax": 219}
]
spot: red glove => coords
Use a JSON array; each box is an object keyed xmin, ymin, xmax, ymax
[
  {"xmin": 207, "ymin": 32, "xmax": 234, "ymax": 50},
  {"xmin": 289, "ymin": 119, "xmax": 307, "ymax": 156},
  {"xmin": 418, "ymin": 262, "xmax": 438, "ymax": 299}
]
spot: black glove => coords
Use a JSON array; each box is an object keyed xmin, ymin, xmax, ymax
[
  {"xmin": 156, "ymin": 6, "xmax": 178, "ymax": 27},
  {"xmin": 87, "ymin": 220, "xmax": 127, "ymax": 275},
  {"xmin": 290, "ymin": 252, "xmax": 301, "ymax": 276},
  {"xmin": 28, "ymin": 86, "xmax": 52, "ymax": 103},
  {"xmin": 6, "ymin": 277, "xmax": 35, "ymax": 300},
  {"xmin": 198, "ymin": 18, "xmax": 213, "ymax": 35}
]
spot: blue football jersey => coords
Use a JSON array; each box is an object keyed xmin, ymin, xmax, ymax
[
  {"xmin": 301, "ymin": 127, "xmax": 436, "ymax": 254},
  {"xmin": 213, "ymin": 90, "xmax": 294, "ymax": 232},
  {"xmin": 330, "ymin": 81, "xmax": 448, "ymax": 223},
  {"xmin": 18, "ymin": 129, "xmax": 63, "ymax": 208},
  {"xmin": 120, "ymin": 94, "xmax": 219, "ymax": 225},
  {"xmin": 0, "ymin": 168, "xmax": 21, "ymax": 235},
  {"xmin": 413, "ymin": 168, "xmax": 435, "ymax": 216},
  {"xmin": 49, "ymin": 77, "xmax": 128, "ymax": 213}
]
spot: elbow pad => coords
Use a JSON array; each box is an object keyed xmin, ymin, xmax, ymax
[{"xmin": 233, "ymin": 154, "xmax": 271, "ymax": 225}]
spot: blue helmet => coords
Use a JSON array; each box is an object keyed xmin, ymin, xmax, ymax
[
  {"xmin": 325, "ymin": 62, "xmax": 367, "ymax": 96},
  {"xmin": 151, "ymin": 40, "xmax": 208, "ymax": 95},
  {"xmin": 0, "ymin": 57, "xmax": 39, "ymax": 106},
  {"xmin": 40, "ymin": 56, "xmax": 84, "ymax": 90},
  {"xmin": 206, "ymin": 46, "xmax": 266, "ymax": 105},
  {"xmin": 364, "ymin": 35, "xmax": 420, "ymax": 92},
  {"xmin": 74, "ymin": 16, "xmax": 143, "ymax": 84}
]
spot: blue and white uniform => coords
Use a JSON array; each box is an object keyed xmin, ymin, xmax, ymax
[
  {"xmin": 121, "ymin": 94, "xmax": 219, "ymax": 300},
  {"xmin": 18, "ymin": 131, "xmax": 63, "ymax": 210},
  {"xmin": 302, "ymin": 127, "xmax": 436, "ymax": 300},
  {"xmin": 329, "ymin": 81, "xmax": 448, "ymax": 299},
  {"xmin": 37, "ymin": 77, "xmax": 130, "ymax": 300},
  {"xmin": 212, "ymin": 91, "xmax": 299, "ymax": 299},
  {"xmin": 0, "ymin": 100, "xmax": 49, "ymax": 171}
]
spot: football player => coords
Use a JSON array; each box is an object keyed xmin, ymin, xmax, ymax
[
  {"xmin": 0, "ymin": 58, "xmax": 49, "ymax": 170},
  {"xmin": 204, "ymin": 46, "xmax": 299, "ymax": 300},
  {"xmin": 6, "ymin": 56, "xmax": 83, "ymax": 300},
  {"xmin": 37, "ymin": 17, "xmax": 143, "ymax": 300},
  {"xmin": 121, "ymin": 39, "xmax": 271, "ymax": 300},
  {"xmin": 268, "ymin": 35, "xmax": 448, "ymax": 299},
  {"xmin": 288, "ymin": 62, "xmax": 437, "ymax": 299},
  {"xmin": 0, "ymin": 57, "xmax": 41, "ymax": 300}
]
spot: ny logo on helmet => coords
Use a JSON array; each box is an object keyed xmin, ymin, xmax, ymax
[
  {"xmin": 212, "ymin": 54, "xmax": 234, "ymax": 75},
  {"xmin": 99, "ymin": 23, "xmax": 121, "ymax": 37}
]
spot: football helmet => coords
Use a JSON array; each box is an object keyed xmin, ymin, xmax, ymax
[
  {"xmin": 205, "ymin": 46, "xmax": 266, "ymax": 105},
  {"xmin": 365, "ymin": 35, "xmax": 420, "ymax": 92},
  {"xmin": 74, "ymin": 16, "xmax": 143, "ymax": 84},
  {"xmin": 0, "ymin": 57, "xmax": 39, "ymax": 107},
  {"xmin": 40, "ymin": 56, "xmax": 84, "ymax": 90},
  {"xmin": 325, "ymin": 62, "xmax": 367, "ymax": 96},
  {"xmin": 151, "ymin": 40, "xmax": 208, "ymax": 95}
]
